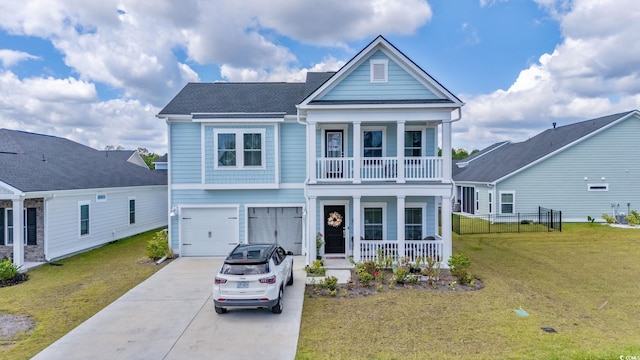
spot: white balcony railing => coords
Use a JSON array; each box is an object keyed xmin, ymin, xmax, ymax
[{"xmin": 315, "ymin": 156, "xmax": 443, "ymax": 182}]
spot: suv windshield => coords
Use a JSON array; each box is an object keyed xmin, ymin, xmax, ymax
[{"xmin": 221, "ymin": 263, "xmax": 269, "ymax": 275}]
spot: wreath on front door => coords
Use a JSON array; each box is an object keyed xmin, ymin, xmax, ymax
[{"xmin": 327, "ymin": 211, "xmax": 343, "ymax": 228}]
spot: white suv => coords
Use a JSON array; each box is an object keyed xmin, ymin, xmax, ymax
[{"xmin": 212, "ymin": 244, "xmax": 294, "ymax": 314}]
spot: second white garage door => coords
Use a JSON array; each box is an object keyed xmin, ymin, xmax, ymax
[
  {"xmin": 180, "ymin": 207, "xmax": 238, "ymax": 256},
  {"xmin": 247, "ymin": 207, "xmax": 302, "ymax": 255}
]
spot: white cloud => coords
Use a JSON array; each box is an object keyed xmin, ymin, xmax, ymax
[
  {"xmin": 456, "ymin": 0, "xmax": 640, "ymax": 151},
  {"xmin": 0, "ymin": 49, "xmax": 39, "ymax": 67}
]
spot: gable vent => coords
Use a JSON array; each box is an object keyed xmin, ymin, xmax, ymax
[{"xmin": 370, "ymin": 59, "xmax": 388, "ymax": 83}]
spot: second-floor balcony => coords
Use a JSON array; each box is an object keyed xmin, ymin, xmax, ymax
[{"xmin": 314, "ymin": 156, "xmax": 443, "ymax": 183}]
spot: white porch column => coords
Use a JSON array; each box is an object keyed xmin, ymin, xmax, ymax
[
  {"xmin": 441, "ymin": 195, "xmax": 452, "ymax": 269},
  {"xmin": 12, "ymin": 198, "xmax": 24, "ymax": 267},
  {"xmin": 396, "ymin": 195, "xmax": 405, "ymax": 259},
  {"xmin": 353, "ymin": 121, "xmax": 361, "ymax": 184},
  {"xmin": 396, "ymin": 121, "xmax": 405, "ymax": 183},
  {"xmin": 442, "ymin": 121, "xmax": 452, "ymax": 180},
  {"xmin": 308, "ymin": 122, "xmax": 317, "ymax": 184},
  {"xmin": 307, "ymin": 196, "xmax": 317, "ymax": 265},
  {"xmin": 352, "ymin": 196, "xmax": 361, "ymax": 262}
]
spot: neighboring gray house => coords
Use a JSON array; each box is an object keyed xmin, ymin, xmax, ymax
[
  {"xmin": 101, "ymin": 150, "xmax": 150, "ymax": 168},
  {"xmin": 453, "ymin": 110, "xmax": 640, "ymax": 222},
  {"xmin": 0, "ymin": 129, "xmax": 168, "ymax": 267}
]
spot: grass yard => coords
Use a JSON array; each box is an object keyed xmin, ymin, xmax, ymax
[
  {"xmin": 0, "ymin": 229, "xmax": 169, "ymax": 360},
  {"xmin": 297, "ymin": 223, "xmax": 640, "ymax": 359}
]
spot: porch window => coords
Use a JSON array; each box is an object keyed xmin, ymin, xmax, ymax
[
  {"xmin": 2, "ymin": 208, "xmax": 35, "ymax": 245},
  {"xmin": 364, "ymin": 207, "xmax": 383, "ymax": 240},
  {"xmin": 363, "ymin": 130, "xmax": 383, "ymax": 157},
  {"xmin": 215, "ymin": 129, "xmax": 265, "ymax": 168},
  {"xmin": 129, "ymin": 198, "xmax": 136, "ymax": 225},
  {"xmin": 404, "ymin": 130, "xmax": 422, "ymax": 157},
  {"xmin": 6, "ymin": 209, "xmax": 13, "ymax": 245},
  {"xmin": 80, "ymin": 203, "xmax": 90, "ymax": 236},
  {"xmin": 500, "ymin": 192, "xmax": 514, "ymax": 214},
  {"xmin": 405, "ymin": 207, "xmax": 423, "ymax": 240}
]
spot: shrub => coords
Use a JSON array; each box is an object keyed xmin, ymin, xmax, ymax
[
  {"xmin": 448, "ymin": 253, "xmax": 473, "ymax": 285},
  {"xmin": 392, "ymin": 266, "xmax": 410, "ymax": 284},
  {"xmin": 357, "ymin": 271, "xmax": 374, "ymax": 287},
  {"xmin": 146, "ymin": 229, "xmax": 172, "ymax": 260},
  {"xmin": 305, "ymin": 260, "xmax": 327, "ymax": 276},
  {"xmin": 0, "ymin": 259, "xmax": 20, "ymax": 282},
  {"xmin": 602, "ymin": 214, "xmax": 616, "ymax": 224},
  {"xmin": 324, "ymin": 276, "xmax": 338, "ymax": 291},
  {"xmin": 421, "ymin": 256, "xmax": 441, "ymax": 287},
  {"xmin": 626, "ymin": 210, "xmax": 640, "ymax": 226}
]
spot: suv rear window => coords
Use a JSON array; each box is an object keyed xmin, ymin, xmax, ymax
[{"xmin": 221, "ymin": 263, "xmax": 269, "ymax": 275}]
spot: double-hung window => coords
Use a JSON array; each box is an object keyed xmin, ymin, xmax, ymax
[
  {"xmin": 405, "ymin": 207, "xmax": 423, "ymax": 240},
  {"xmin": 363, "ymin": 205, "xmax": 384, "ymax": 240},
  {"xmin": 363, "ymin": 130, "xmax": 383, "ymax": 158},
  {"xmin": 129, "ymin": 198, "xmax": 136, "ymax": 225},
  {"xmin": 500, "ymin": 192, "xmax": 515, "ymax": 214},
  {"xmin": 404, "ymin": 130, "xmax": 422, "ymax": 157},
  {"xmin": 215, "ymin": 129, "xmax": 264, "ymax": 168},
  {"xmin": 6, "ymin": 209, "xmax": 13, "ymax": 245}
]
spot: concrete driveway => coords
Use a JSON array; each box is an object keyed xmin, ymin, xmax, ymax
[{"xmin": 32, "ymin": 256, "xmax": 306, "ymax": 360}]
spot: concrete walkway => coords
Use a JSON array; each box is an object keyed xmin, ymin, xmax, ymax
[{"xmin": 32, "ymin": 256, "xmax": 306, "ymax": 360}]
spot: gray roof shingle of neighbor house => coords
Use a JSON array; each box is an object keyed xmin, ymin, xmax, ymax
[
  {"xmin": 453, "ymin": 111, "xmax": 635, "ymax": 183},
  {"xmin": 0, "ymin": 129, "xmax": 167, "ymax": 192}
]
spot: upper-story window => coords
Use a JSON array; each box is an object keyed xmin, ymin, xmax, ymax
[
  {"xmin": 404, "ymin": 130, "xmax": 422, "ymax": 157},
  {"xmin": 363, "ymin": 129, "xmax": 383, "ymax": 157},
  {"xmin": 215, "ymin": 129, "xmax": 265, "ymax": 169},
  {"xmin": 370, "ymin": 59, "xmax": 388, "ymax": 83}
]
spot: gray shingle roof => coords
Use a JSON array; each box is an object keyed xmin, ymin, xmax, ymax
[
  {"xmin": 0, "ymin": 129, "xmax": 167, "ymax": 192},
  {"xmin": 453, "ymin": 111, "xmax": 636, "ymax": 183}
]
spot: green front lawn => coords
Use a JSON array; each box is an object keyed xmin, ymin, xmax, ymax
[
  {"xmin": 297, "ymin": 224, "xmax": 640, "ymax": 359},
  {"xmin": 0, "ymin": 229, "xmax": 169, "ymax": 360}
]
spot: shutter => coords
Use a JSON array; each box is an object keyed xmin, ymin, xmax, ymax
[
  {"xmin": 0, "ymin": 208, "xmax": 4, "ymax": 246},
  {"xmin": 27, "ymin": 208, "xmax": 37, "ymax": 245}
]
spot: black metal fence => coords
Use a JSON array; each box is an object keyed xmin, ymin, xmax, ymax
[{"xmin": 452, "ymin": 206, "xmax": 562, "ymax": 235}]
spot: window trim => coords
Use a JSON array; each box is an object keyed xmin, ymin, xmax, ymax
[
  {"xmin": 79, "ymin": 201, "xmax": 90, "ymax": 237},
  {"xmin": 499, "ymin": 191, "xmax": 515, "ymax": 214},
  {"xmin": 128, "ymin": 197, "xmax": 136, "ymax": 225},
  {"xmin": 5, "ymin": 208, "xmax": 13, "ymax": 245},
  {"xmin": 361, "ymin": 202, "xmax": 386, "ymax": 240},
  {"xmin": 587, "ymin": 183, "xmax": 609, "ymax": 191},
  {"xmin": 370, "ymin": 59, "xmax": 388, "ymax": 83},
  {"xmin": 213, "ymin": 128, "xmax": 266, "ymax": 170},
  {"xmin": 404, "ymin": 127, "xmax": 424, "ymax": 157},
  {"xmin": 362, "ymin": 127, "xmax": 386, "ymax": 158},
  {"xmin": 405, "ymin": 202, "xmax": 426, "ymax": 241}
]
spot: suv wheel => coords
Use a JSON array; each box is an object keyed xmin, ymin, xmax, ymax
[
  {"xmin": 271, "ymin": 288, "xmax": 283, "ymax": 314},
  {"xmin": 286, "ymin": 266, "xmax": 294, "ymax": 286},
  {"xmin": 215, "ymin": 306, "xmax": 227, "ymax": 314}
]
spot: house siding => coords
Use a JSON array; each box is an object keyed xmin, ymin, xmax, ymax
[
  {"xmin": 46, "ymin": 186, "xmax": 167, "ymax": 260},
  {"xmin": 280, "ymin": 121, "xmax": 307, "ymax": 183},
  {"xmin": 170, "ymin": 122, "xmax": 202, "ymax": 184},
  {"xmin": 320, "ymin": 50, "xmax": 438, "ymax": 101},
  {"xmin": 497, "ymin": 116, "xmax": 640, "ymax": 221}
]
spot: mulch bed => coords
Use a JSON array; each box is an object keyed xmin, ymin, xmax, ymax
[
  {"xmin": 305, "ymin": 268, "xmax": 483, "ymax": 298},
  {"xmin": 0, "ymin": 273, "xmax": 29, "ymax": 288}
]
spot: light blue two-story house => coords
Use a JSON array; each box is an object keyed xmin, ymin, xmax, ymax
[{"xmin": 157, "ymin": 36, "xmax": 464, "ymax": 266}]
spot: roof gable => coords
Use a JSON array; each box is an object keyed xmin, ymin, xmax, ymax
[
  {"xmin": 453, "ymin": 110, "xmax": 639, "ymax": 183},
  {"xmin": 299, "ymin": 35, "xmax": 463, "ymax": 107}
]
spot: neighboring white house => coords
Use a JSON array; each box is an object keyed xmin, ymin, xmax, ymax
[
  {"xmin": 157, "ymin": 36, "xmax": 463, "ymax": 267},
  {"xmin": 452, "ymin": 110, "xmax": 640, "ymax": 222},
  {"xmin": 0, "ymin": 129, "xmax": 168, "ymax": 267}
]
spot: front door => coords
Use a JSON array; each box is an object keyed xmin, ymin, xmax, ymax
[
  {"xmin": 325, "ymin": 130, "xmax": 344, "ymax": 178},
  {"xmin": 323, "ymin": 205, "xmax": 345, "ymax": 254}
]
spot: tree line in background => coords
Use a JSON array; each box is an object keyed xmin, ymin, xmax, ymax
[
  {"xmin": 104, "ymin": 145, "xmax": 162, "ymax": 169},
  {"xmin": 438, "ymin": 148, "xmax": 480, "ymax": 160}
]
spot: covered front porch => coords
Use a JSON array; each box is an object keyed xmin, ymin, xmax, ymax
[{"xmin": 306, "ymin": 184, "xmax": 453, "ymax": 268}]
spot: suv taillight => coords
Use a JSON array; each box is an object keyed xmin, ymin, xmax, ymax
[
  {"xmin": 259, "ymin": 275, "xmax": 276, "ymax": 284},
  {"xmin": 215, "ymin": 277, "xmax": 227, "ymax": 285}
]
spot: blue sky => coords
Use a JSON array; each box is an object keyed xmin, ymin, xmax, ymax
[{"xmin": 0, "ymin": 0, "xmax": 638, "ymax": 154}]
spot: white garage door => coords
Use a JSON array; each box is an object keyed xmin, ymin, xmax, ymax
[
  {"xmin": 180, "ymin": 207, "xmax": 238, "ymax": 256},
  {"xmin": 247, "ymin": 207, "xmax": 302, "ymax": 255}
]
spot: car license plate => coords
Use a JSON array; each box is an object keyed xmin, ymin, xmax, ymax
[{"xmin": 237, "ymin": 281, "xmax": 249, "ymax": 289}]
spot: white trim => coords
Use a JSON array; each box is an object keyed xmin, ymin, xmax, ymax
[
  {"xmin": 498, "ymin": 191, "xmax": 515, "ymax": 214},
  {"xmin": 213, "ymin": 128, "xmax": 267, "ymax": 170},
  {"xmin": 319, "ymin": 200, "xmax": 350, "ymax": 255},
  {"xmin": 171, "ymin": 183, "xmax": 280, "ymax": 190},
  {"xmin": 370, "ymin": 59, "xmax": 388, "ymax": 83},
  {"xmin": 587, "ymin": 183, "xmax": 609, "ymax": 191},
  {"xmin": 78, "ymin": 200, "xmax": 91, "ymax": 238},
  {"xmin": 0, "ymin": 181, "xmax": 23, "ymax": 196},
  {"xmin": 361, "ymin": 202, "xmax": 387, "ymax": 240}
]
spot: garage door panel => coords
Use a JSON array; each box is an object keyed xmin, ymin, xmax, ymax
[
  {"xmin": 248, "ymin": 207, "xmax": 302, "ymax": 255},
  {"xmin": 181, "ymin": 208, "xmax": 238, "ymax": 256}
]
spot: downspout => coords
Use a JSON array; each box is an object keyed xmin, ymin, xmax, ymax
[{"xmin": 297, "ymin": 107, "xmax": 311, "ymax": 260}]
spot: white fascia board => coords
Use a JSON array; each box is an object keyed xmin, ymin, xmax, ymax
[
  {"xmin": 192, "ymin": 117, "xmax": 285, "ymax": 123},
  {"xmin": 23, "ymin": 185, "xmax": 167, "ymax": 199},
  {"xmin": 306, "ymin": 108, "xmax": 452, "ymax": 123},
  {"xmin": 157, "ymin": 115, "xmax": 193, "ymax": 122},
  {"xmin": 172, "ymin": 183, "xmax": 280, "ymax": 190},
  {"xmin": 492, "ymin": 111, "xmax": 639, "ymax": 184},
  {"xmin": 0, "ymin": 181, "xmax": 24, "ymax": 197},
  {"xmin": 306, "ymin": 184, "xmax": 453, "ymax": 198}
]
